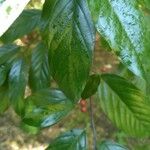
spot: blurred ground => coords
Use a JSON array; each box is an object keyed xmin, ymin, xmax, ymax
[{"xmin": 0, "ymin": 0, "xmax": 150, "ymax": 150}]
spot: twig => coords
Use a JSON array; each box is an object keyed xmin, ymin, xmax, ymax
[{"xmin": 89, "ymin": 97, "xmax": 97, "ymax": 150}]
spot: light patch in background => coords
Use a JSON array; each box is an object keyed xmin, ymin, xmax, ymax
[{"xmin": 0, "ymin": 0, "xmax": 30, "ymax": 36}]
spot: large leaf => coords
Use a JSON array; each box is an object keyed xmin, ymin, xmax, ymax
[
  {"xmin": 23, "ymin": 89, "xmax": 73, "ymax": 128},
  {"xmin": 9, "ymin": 55, "xmax": 30, "ymax": 116},
  {"xmin": 46, "ymin": 129, "xmax": 87, "ymax": 150},
  {"xmin": 0, "ymin": 44, "xmax": 21, "ymax": 65},
  {"xmin": 42, "ymin": 0, "xmax": 95, "ymax": 101},
  {"xmin": 1, "ymin": 9, "xmax": 41, "ymax": 43},
  {"xmin": 98, "ymin": 74, "xmax": 150, "ymax": 136},
  {"xmin": 29, "ymin": 42, "xmax": 51, "ymax": 91},
  {"xmin": 98, "ymin": 140, "xmax": 128, "ymax": 150},
  {"xmin": 96, "ymin": 0, "xmax": 150, "ymax": 82}
]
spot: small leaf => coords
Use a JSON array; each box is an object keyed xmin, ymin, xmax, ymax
[
  {"xmin": 0, "ymin": 44, "xmax": 21, "ymax": 65},
  {"xmin": 42, "ymin": 0, "xmax": 95, "ymax": 101},
  {"xmin": 9, "ymin": 55, "xmax": 30, "ymax": 116},
  {"xmin": 98, "ymin": 74, "xmax": 150, "ymax": 136},
  {"xmin": 0, "ymin": 65, "xmax": 7, "ymax": 86},
  {"xmin": 23, "ymin": 89, "xmax": 73, "ymax": 128},
  {"xmin": 40, "ymin": 0, "xmax": 56, "ymax": 30},
  {"xmin": 98, "ymin": 140, "xmax": 128, "ymax": 150},
  {"xmin": 46, "ymin": 129, "xmax": 87, "ymax": 150},
  {"xmin": 21, "ymin": 122, "xmax": 39, "ymax": 135},
  {"xmin": 29, "ymin": 42, "xmax": 51, "ymax": 91},
  {"xmin": 81, "ymin": 74, "xmax": 100, "ymax": 99},
  {"xmin": 0, "ymin": 86, "xmax": 9, "ymax": 114},
  {"xmin": 1, "ymin": 9, "xmax": 41, "ymax": 43}
]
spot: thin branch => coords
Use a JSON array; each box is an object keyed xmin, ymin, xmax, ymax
[{"xmin": 89, "ymin": 97, "xmax": 97, "ymax": 150}]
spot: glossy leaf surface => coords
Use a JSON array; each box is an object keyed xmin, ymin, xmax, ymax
[
  {"xmin": 98, "ymin": 74, "xmax": 150, "ymax": 136},
  {"xmin": 23, "ymin": 89, "xmax": 73, "ymax": 128},
  {"xmin": 98, "ymin": 140, "xmax": 128, "ymax": 150},
  {"xmin": 1, "ymin": 9, "xmax": 41, "ymax": 43},
  {"xmin": 9, "ymin": 55, "xmax": 30, "ymax": 116},
  {"xmin": 96, "ymin": 0, "xmax": 150, "ymax": 81},
  {"xmin": 29, "ymin": 43, "xmax": 51, "ymax": 91},
  {"xmin": 46, "ymin": 129, "xmax": 86, "ymax": 150},
  {"xmin": 42, "ymin": 0, "xmax": 95, "ymax": 101}
]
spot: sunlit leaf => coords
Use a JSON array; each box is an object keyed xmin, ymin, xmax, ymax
[
  {"xmin": 98, "ymin": 74, "xmax": 150, "ymax": 136},
  {"xmin": 96, "ymin": 0, "xmax": 150, "ymax": 83}
]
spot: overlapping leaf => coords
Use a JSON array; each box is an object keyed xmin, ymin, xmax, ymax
[
  {"xmin": 9, "ymin": 55, "xmax": 30, "ymax": 116},
  {"xmin": 96, "ymin": 0, "xmax": 150, "ymax": 82},
  {"xmin": 46, "ymin": 129, "xmax": 86, "ymax": 150},
  {"xmin": 1, "ymin": 9, "xmax": 41, "ymax": 43},
  {"xmin": 98, "ymin": 74, "xmax": 150, "ymax": 136},
  {"xmin": 29, "ymin": 42, "xmax": 51, "ymax": 91},
  {"xmin": 23, "ymin": 89, "xmax": 73, "ymax": 128},
  {"xmin": 42, "ymin": 0, "xmax": 95, "ymax": 101},
  {"xmin": 81, "ymin": 74, "xmax": 100, "ymax": 99}
]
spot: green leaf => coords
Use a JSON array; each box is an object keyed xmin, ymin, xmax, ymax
[
  {"xmin": 96, "ymin": 0, "xmax": 150, "ymax": 81},
  {"xmin": 0, "ymin": 65, "xmax": 7, "ymax": 86},
  {"xmin": 46, "ymin": 129, "xmax": 87, "ymax": 150},
  {"xmin": 98, "ymin": 74, "xmax": 150, "ymax": 136},
  {"xmin": 1, "ymin": 9, "xmax": 41, "ymax": 43},
  {"xmin": 0, "ymin": 44, "xmax": 21, "ymax": 65},
  {"xmin": 9, "ymin": 55, "xmax": 30, "ymax": 116},
  {"xmin": 0, "ymin": 86, "xmax": 9, "ymax": 114},
  {"xmin": 29, "ymin": 42, "xmax": 50, "ymax": 91},
  {"xmin": 40, "ymin": 0, "xmax": 56, "ymax": 30},
  {"xmin": 87, "ymin": 0, "xmax": 100, "ymax": 22},
  {"xmin": 81, "ymin": 74, "xmax": 100, "ymax": 99},
  {"xmin": 43, "ymin": 0, "xmax": 95, "ymax": 101},
  {"xmin": 23, "ymin": 89, "xmax": 73, "ymax": 128},
  {"xmin": 98, "ymin": 140, "xmax": 128, "ymax": 150},
  {"xmin": 20, "ymin": 122, "xmax": 39, "ymax": 135}
]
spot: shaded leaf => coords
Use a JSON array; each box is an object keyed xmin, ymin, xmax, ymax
[
  {"xmin": 0, "ymin": 65, "xmax": 7, "ymax": 86},
  {"xmin": 98, "ymin": 140, "xmax": 128, "ymax": 150},
  {"xmin": 81, "ymin": 74, "xmax": 100, "ymax": 99},
  {"xmin": 0, "ymin": 44, "xmax": 21, "ymax": 65},
  {"xmin": 98, "ymin": 74, "xmax": 150, "ymax": 136},
  {"xmin": 40, "ymin": 0, "xmax": 56, "ymax": 30},
  {"xmin": 42, "ymin": 0, "xmax": 95, "ymax": 101},
  {"xmin": 46, "ymin": 129, "xmax": 86, "ymax": 150},
  {"xmin": 29, "ymin": 42, "xmax": 50, "ymax": 91},
  {"xmin": 0, "ymin": 86, "xmax": 9, "ymax": 114},
  {"xmin": 96, "ymin": 0, "xmax": 150, "ymax": 82},
  {"xmin": 23, "ymin": 89, "xmax": 73, "ymax": 128},
  {"xmin": 1, "ymin": 9, "xmax": 41, "ymax": 43},
  {"xmin": 9, "ymin": 55, "xmax": 30, "ymax": 116}
]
